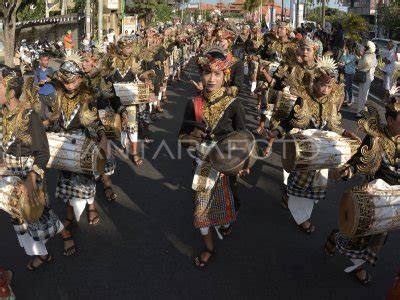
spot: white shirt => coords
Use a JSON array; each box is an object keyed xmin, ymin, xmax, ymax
[{"xmin": 383, "ymin": 48, "xmax": 396, "ymax": 75}]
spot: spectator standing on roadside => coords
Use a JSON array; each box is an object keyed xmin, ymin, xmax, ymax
[
  {"xmin": 107, "ymin": 29, "xmax": 116, "ymax": 44},
  {"xmin": 383, "ymin": 40, "xmax": 397, "ymax": 102},
  {"xmin": 340, "ymin": 42, "xmax": 358, "ymax": 107},
  {"xmin": 355, "ymin": 40, "xmax": 377, "ymax": 118},
  {"xmin": 33, "ymin": 52, "xmax": 55, "ymax": 128},
  {"xmin": 64, "ymin": 30, "xmax": 74, "ymax": 56}
]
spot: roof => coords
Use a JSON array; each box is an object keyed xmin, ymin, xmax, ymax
[{"xmin": 16, "ymin": 13, "xmax": 84, "ymax": 29}]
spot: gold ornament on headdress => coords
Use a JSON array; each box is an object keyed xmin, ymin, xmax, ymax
[
  {"xmin": 65, "ymin": 51, "xmax": 83, "ymax": 67},
  {"xmin": 388, "ymin": 85, "xmax": 400, "ymax": 113}
]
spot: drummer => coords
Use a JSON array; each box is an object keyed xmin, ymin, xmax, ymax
[
  {"xmin": 81, "ymin": 47, "xmax": 124, "ymax": 202},
  {"xmin": 267, "ymin": 57, "xmax": 359, "ymax": 234},
  {"xmin": 325, "ymin": 90, "xmax": 400, "ymax": 285},
  {"xmin": 49, "ymin": 55, "xmax": 110, "ymax": 239},
  {"xmin": 179, "ymin": 47, "xmax": 248, "ymax": 268},
  {"xmin": 0, "ymin": 68, "xmax": 66, "ymax": 269}
]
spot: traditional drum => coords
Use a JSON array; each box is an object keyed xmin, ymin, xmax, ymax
[
  {"xmin": 98, "ymin": 107, "xmax": 122, "ymax": 140},
  {"xmin": 113, "ymin": 82, "xmax": 150, "ymax": 105},
  {"xmin": 265, "ymin": 87, "xmax": 297, "ymax": 121},
  {"xmin": 0, "ymin": 176, "xmax": 45, "ymax": 223},
  {"xmin": 282, "ymin": 129, "xmax": 360, "ymax": 172},
  {"xmin": 208, "ymin": 130, "xmax": 258, "ymax": 176},
  {"xmin": 46, "ymin": 132, "xmax": 106, "ymax": 176},
  {"xmin": 339, "ymin": 179, "xmax": 400, "ymax": 238}
]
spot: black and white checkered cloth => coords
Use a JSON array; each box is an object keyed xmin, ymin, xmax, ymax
[
  {"xmin": 55, "ymin": 172, "xmax": 96, "ymax": 203},
  {"xmin": 12, "ymin": 208, "xmax": 62, "ymax": 242},
  {"xmin": 3, "ymin": 154, "xmax": 34, "ymax": 177},
  {"xmin": 287, "ymin": 170, "xmax": 327, "ymax": 200},
  {"xmin": 335, "ymin": 232, "xmax": 378, "ymax": 265},
  {"xmin": 139, "ymin": 104, "xmax": 150, "ymax": 124}
]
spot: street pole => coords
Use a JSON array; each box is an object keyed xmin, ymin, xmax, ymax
[
  {"xmin": 45, "ymin": 0, "xmax": 49, "ymax": 18},
  {"xmin": 281, "ymin": 0, "xmax": 284, "ymax": 21},
  {"xmin": 322, "ymin": 0, "xmax": 326, "ymax": 28},
  {"xmin": 86, "ymin": 0, "xmax": 91, "ymax": 39},
  {"xmin": 98, "ymin": 0, "xmax": 103, "ymax": 41},
  {"xmin": 295, "ymin": 0, "xmax": 299, "ymax": 27},
  {"xmin": 61, "ymin": 0, "xmax": 66, "ymax": 15}
]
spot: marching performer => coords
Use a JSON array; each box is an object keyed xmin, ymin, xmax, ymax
[
  {"xmin": 0, "ymin": 68, "xmax": 68, "ymax": 269},
  {"xmin": 102, "ymin": 36, "xmax": 153, "ymax": 166},
  {"xmin": 325, "ymin": 89, "xmax": 400, "ymax": 285},
  {"xmin": 232, "ymin": 25, "xmax": 250, "ymax": 61},
  {"xmin": 247, "ymin": 25, "xmax": 264, "ymax": 96},
  {"xmin": 267, "ymin": 57, "xmax": 358, "ymax": 233},
  {"xmin": 49, "ymin": 55, "xmax": 109, "ymax": 229},
  {"xmin": 179, "ymin": 47, "xmax": 247, "ymax": 268},
  {"xmin": 253, "ymin": 22, "xmax": 298, "ymax": 136},
  {"xmin": 82, "ymin": 47, "xmax": 123, "ymax": 202}
]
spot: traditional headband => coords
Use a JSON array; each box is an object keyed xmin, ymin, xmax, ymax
[
  {"xmin": 58, "ymin": 52, "xmax": 83, "ymax": 83},
  {"xmin": 298, "ymin": 36, "xmax": 319, "ymax": 50},
  {"xmin": 117, "ymin": 36, "xmax": 134, "ymax": 48},
  {"xmin": 197, "ymin": 46, "xmax": 232, "ymax": 72},
  {"xmin": 315, "ymin": 55, "xmax": 338, "ymax": 83}
]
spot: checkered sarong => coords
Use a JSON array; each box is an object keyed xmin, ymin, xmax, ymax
[
  {"xmin": 138, "ymin": 104, "xmax": 150, "ymax": 124},
  {"xmin": 12, "ymin": 208, "xmax": 63, "ymax": 241},
  {"xmin": 3, "ymin": 154, "xmax": 34, "ymax": 177},
  {"xmin": 194, "ymin": 174, "xmax": 236, "ymax": 228},
  {"xmin": 55, "ymin": 171, "xmax": 96, "ymax": 203},
  {"xmin": 335, "ymin": 232, "xmax": 378, "ymax": 265},
  {"xmin": 287, "ymin": 170, "xmax": 327, "ymax": 200}
]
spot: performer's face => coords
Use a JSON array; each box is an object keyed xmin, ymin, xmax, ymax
[
  {"xmin": 82, "ymin": 57, "xmax": 96, "ymax": 73},
  {"xmin": 277, "ymin": 26, "xmax": 287, "ymax": 38},
  {"xmin": 202, "ymin": 70, "xmax": 224, "ymax": 92},
  {"xmin": 121, "ymin": 45, "xmax": 133, "ymax": 56},
  {"xmin": 299, "ymin": 45, "xmax": 315, "ymax": 63},
  {"xmin": 63, "ymin": 76, "xmax": 82, "ymax": 93},
  {"xmin": 313, "ymin": 79, "xmax": 333, "ymax": 98}
]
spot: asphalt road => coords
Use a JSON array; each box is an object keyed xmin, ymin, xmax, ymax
[{"xmin": 0, "ymin": 61, "xmax": 398, "ymax": 300}]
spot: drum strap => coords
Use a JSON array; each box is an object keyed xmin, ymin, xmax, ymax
[{"xmin": 193, "ymin": 96, "xmax": 203, "ymax": 123}]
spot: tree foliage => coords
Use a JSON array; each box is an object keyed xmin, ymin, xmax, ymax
[
  {"xmin": 153, "ymin": 2, "xmax": 175, "ymax": 23},
  {"xmin": 341, "ymin": 13, "xmax": 367, "ymax": 42},
  {"xmin": 17, "ymin": 0, "xmax": 45, "ymax": 21},
  {"xmin": 243, "ymin": 0, "xmax": 261, "ymax": 13},
  {"xmin": 379, "ymin": 0, "xmax": 400, "ymax": 39}
]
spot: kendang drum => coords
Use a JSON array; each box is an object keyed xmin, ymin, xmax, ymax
[
  {"xmin": 113, "ymin": 82, "xmax": 150, "ymax": 105},
  {"xmin": 281, "ymin": 129, "xmax": 360, "ymax": 172},
  {"xmin": 46, "ymin": 132, "xmax": 106, "ymax": 176},
  {"xmin": 0, "ymin": 176, "xmax": 45, "ymax": 223},
  {"xmin": 208, "ymin": 130, "xmax": 258, "ymax": 176},
  {"xmin": 98, "ymin": 107, "xmax": 122, "ymax": 140},
  {"xmin": 266, "ymin": 87, "xmax": 297, "ymax": 121},
  {"xmin": 339, "ymin": 179, "xmax": 400, "ymax": 238}
]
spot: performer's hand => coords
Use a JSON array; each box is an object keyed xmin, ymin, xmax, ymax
[
  {"xmin": 190, "ymin": 80, "xmax": 203, "ymax": 91},
  {"xmin": 42, "ymin": 119, "xmax": 50, "ymax": 127},
  {"xmin": 226, "ymin": 87, "xmax": 233, "ymax": 96},
  {"xmin": 266, "ymin": 129, "xmax": 279, "ymax": 140},
  {"xmin": 342, "ymin": 130, "xmax": 362, "ymax": 144},
  {"xmin": 330, "ymin": 167, "xmax": 349, "ymax": 181},
  {"xmin": 180, "ymin": 129, "xmax": 206, "ymax": 148},
  {"xmin": 23, "ymin": 172, "xmax": 39, "ymax": 207},
  {"xmin": 238, "ymin": 169, "xmax": 250, "ymax": 177}
]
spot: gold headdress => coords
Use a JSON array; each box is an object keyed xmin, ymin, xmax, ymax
[
  {"xmin": 57, "ymin": 51, "xmax": 84, "ymax": 83},
  {"xmin": 117, "ymin": 36, "xmax": 134, "ymax": 48},
  {"xmin": 197, "ymin": 46, "xmax": 233, "ymax": 73},
  {"xmin": 298, "ymin": 36, "xmax": 319, "ymax": 51},
  {"xmin": 387, "ymin": 85, "xmax": 400, "ymax": 114},
  {"xmin": 315, "ymin": 55, "xmax": 338, "ymax": 82}
]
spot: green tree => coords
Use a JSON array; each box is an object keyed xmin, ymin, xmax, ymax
[
  {"xmin": 341, "ymin": 13, "xmax": 367, "ymax": 42},
  {"xmin": 379, "ymin": 0, "xmax": 400, "ymax": 39},
  {"xmin": 126, "ymin": 0, "xmax": 160, "ymax": 25},
  {"xmin": 17, "ymin": 0, "xmax": 45, "ymax": 21},
  {"xmin": 0, "ymin": 0, "xmax": 33, "ymax": 66},
  {"xmin": 154, "ymin": 2, "xmax": 174, "ymax": 23},
  {"xmin": 243, "ymin": 0, "xmax": 261, "ymax": 13}
]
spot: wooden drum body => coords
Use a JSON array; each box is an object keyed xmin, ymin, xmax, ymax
[
  {"xmin": 98, "ymin": 107, "xmax": 122, "ymax": 140},
  {"xmin": 339, "ymin": 179, "xmax": 400, "ymax": 238},
  {"xmin": 113, "ymin": 82, "xmax": 150, "ymax": 106},
  {"xmin": 282, "ymin": 129, "xmax": 359, "ymax": 172},
  {"xmin": 0, "ymin": 176, "xmax": 44, "ymax": 223},
  {"xmin": 46, "ymin": 132, "xmax": 106, "ymax": 176}
]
